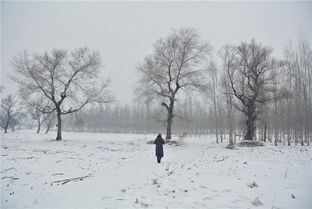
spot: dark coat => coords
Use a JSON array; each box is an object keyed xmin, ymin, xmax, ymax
[{"xmin": 154, "ymin": 136, "xmax": 165, "ymax": 157}]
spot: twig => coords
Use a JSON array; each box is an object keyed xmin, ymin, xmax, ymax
[
  {"xmin": 33, "ymin": 149, "xmax": 50, "ymax": 153},
  {"xmin": 8, "ymin": 157, "xmax": 35, "ymax": 160},
  {"xmin": 215, "ymin": 156, "xmax": 229, "ymax": 162},
  {"xmin": 0, "ymin": 167, "xmax": 15, "ymax": 173},
  {"xmin": 2, "ymin": 176, "xmax": 19, "ymax": 180},
  {"xmin": 20, "ymin": 157, "xmax": 35, "ymax": 159},
  {"xmin": 52, "ymin": 173, "xmax": 92, "ymax": 185},
  {"xmin": 167, "ymin": 168, "xmax": 176, "ymax": 176},
  {"xmin": 52, "ymin": 173, "xmax": 64, "ymax": 176}
]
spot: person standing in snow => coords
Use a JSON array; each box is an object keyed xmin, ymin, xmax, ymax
[{"xmin": 154, "ymin": 133, "xmax": 165, "ymax": 163}]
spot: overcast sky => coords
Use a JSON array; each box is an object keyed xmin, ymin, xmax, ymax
[{"xmin": 1, "ymin": 1, "xmax": 312, "ymax": 104}]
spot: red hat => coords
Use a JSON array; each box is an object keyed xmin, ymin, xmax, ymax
[{"xmin": 157, "ymin": 133, "xmax": 162, "ymax": 137}]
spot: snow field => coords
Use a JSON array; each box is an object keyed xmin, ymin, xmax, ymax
[{"xmin": 1, "ymin": 131, "xmax": 311, "ymax": 209}]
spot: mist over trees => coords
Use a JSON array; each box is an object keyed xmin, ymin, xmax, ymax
[
  {"xmin": 1, "ymin": 28, "xmax": 311, "ymax": 146},
  {"xmin": 272, "ymin": 34, "xmax": 312, "ymax": 146},
  {"xmin": 62, "ymin": 98, "xmax": 240, "ymax": 137}
]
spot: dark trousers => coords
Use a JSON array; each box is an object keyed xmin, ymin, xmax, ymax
[{"xmin": 157, "ymin": 157, "xmax": 161, "ymax": 163}]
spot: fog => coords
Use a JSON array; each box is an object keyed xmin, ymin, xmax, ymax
[{"xmin": 1, "ymin": 1, "xmax": 312, "ymax": 104}]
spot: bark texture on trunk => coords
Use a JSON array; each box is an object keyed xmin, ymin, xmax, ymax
[
  {"xmin": 165, "ymin": 100, "xmax": 174, "ymax": 140},
  {"xmin": 56, "ymin": 108, "xmax": 62, "ymax": 141},
  {"xmin": 4, "ymin": 124, "xmax": 8, "ymax": 133},
  {"xmin": 244, "ymin": 104, "xmax": 255, "ymax": 141}
]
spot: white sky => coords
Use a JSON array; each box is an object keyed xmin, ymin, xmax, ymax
[{"xmin": 1, "ymin": 1, "xmax": 312, "ymax": 104}]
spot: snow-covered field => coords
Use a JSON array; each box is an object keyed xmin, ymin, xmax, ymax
[{"xmin": 1, "ymin": 131, "xmax": 311, "ymax": 209}]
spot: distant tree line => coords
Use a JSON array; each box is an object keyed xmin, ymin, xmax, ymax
[{"xmin": 62, "ymin": 98, "xmax": 244, "ymax": 139}]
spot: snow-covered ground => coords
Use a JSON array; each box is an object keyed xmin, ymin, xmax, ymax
[{"xmin": 1, "ymin": 131, "xmax": 311, "ymax": 209}]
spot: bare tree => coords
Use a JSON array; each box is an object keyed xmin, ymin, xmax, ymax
[
  {"xmin": 282, "ymin": 33, "xmax": 312, "ymax": 146},
  {"xmin": 136, "ymin": 27, "xmax": 211, "ymax": 139},
  {"xmin": 220, "ymin": 75, "xmax": 234, "ymax": 145},
  {"xmin": 28, "ymin": 107, "xmax": 50, "ymax": 134},
  {"xmin": 44, "ymin": 112, "xmax": 55, "ymax": 134},
  {"xmin": 0, "ymin": 95, "xmax": 18, "ymax": 133},
  {"xmin": 207, "ymin": 62, "xmax": 220, "ymax": 143},
  {"xmin": 220, "ymin": 45, "xmax": 241, "ymax": 144},
  {"xmin": 11, "ymin": 47, "xmax": 113, "ymax": 140},
  {"xmin": 9, "ymin": 112, "xmax": 27, "ymax": 131},
  {"xmin": 21, "ymin": 96, "xmax": 52, "ymax": 134},
  {"xmin": 225, "ymin": 40, "xmax": 277, "ymax": 141}
]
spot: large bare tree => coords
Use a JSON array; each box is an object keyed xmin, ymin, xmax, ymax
[
  {"xmin": 223, "ymin": 40, "xmax": 277, "ymax": 141},
  {"xmin": 136, "ymin": 27, "xmax": 211, "ymax": 139},
  {"xmin": 11, "ymin": 47, "xmax": 112, "ymax": 140}
]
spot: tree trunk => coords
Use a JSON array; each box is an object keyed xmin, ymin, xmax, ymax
[
  {"xmin": 4, "ymin": 118, "xmax": 11, "ymax": 133},
  {"xmin": 264, "ymin": 120, "xmax": 267, "ymax": 142},
  {"xmin": 274, "ymin": 97, "xmax": 278, "ymax": 146},
  {"xmin": 56, "ymin": 108, "xmax": 62, "ymax": 141},
  {"xmin": 45, "ymin": 118, "xmax": 52, "ymax": 134},
  {"xmin": 4, "ymin": 123, "xmax": 8, "ymax": 133},
  {"xmin": 36, "ymin": 119, "xmax": 41, "ymax": 134},
  {"xmin": 213, "ymin": 98, "xmax": 219, "ymax": 143},
  {"xmin": 218, "ymin": 104, "xmax": 223, "ymax": 143},
  {"xmin": 287, "ymin": 132, "xmax": 291, "ymax": 146},
  {"xmin": 244, "ymin": 119, "xmax": 254, "ymax": 141},
  {"xmin": 228, "ymin": 99, "xmax": 234, "ymax": 145},
  {"xmin": 165, "ymin": 99, "xmax": 175, "ymax": 140},
  {"xmin": 295, "ymin": 131, "xmax": 298, "ymax": 146},
  {"xmin": 166, "ymin": 115, "xmax": 173, "ymax": 140},
  {"xmin": 166, "ymin": 105, "xmax": 173, "ymax": 140},
  {"xmin": 244, "ymin": 106, "xmax": 255, "ymax": 141}
]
